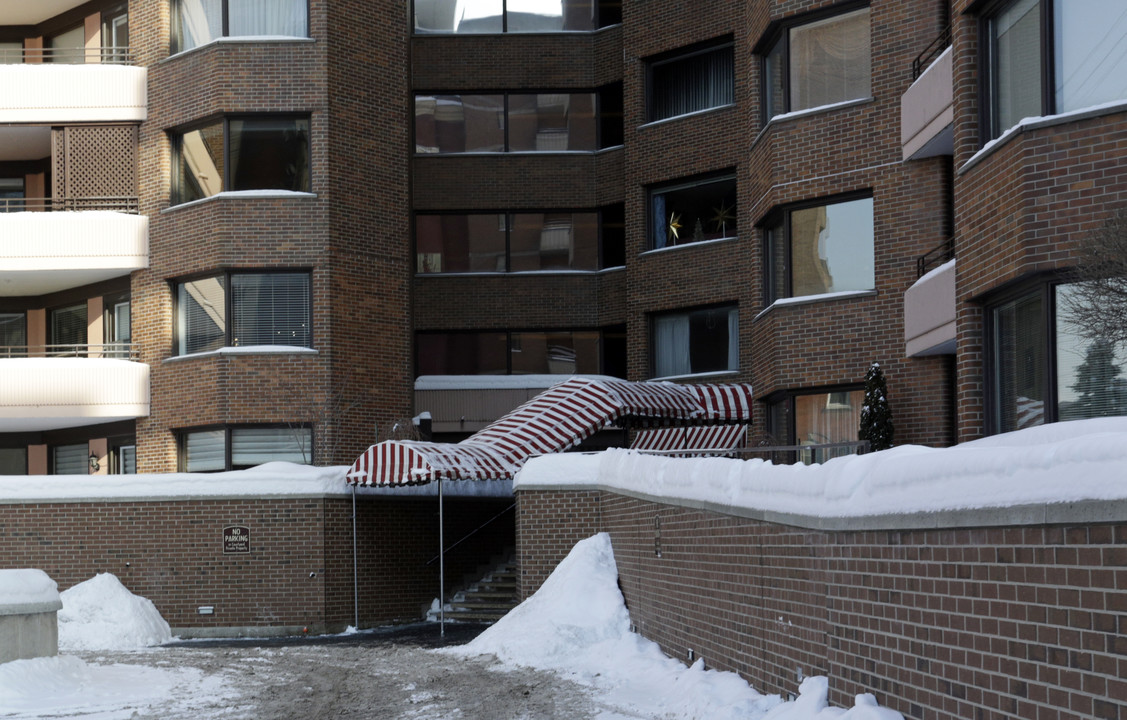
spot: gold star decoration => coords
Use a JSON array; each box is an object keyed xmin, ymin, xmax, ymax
[
  {"xmin": 711, "ymin": 201, "xmax": 735, "ymax": 235},
  {"xmin": 668, "ymin": 211, "xmax": 682, "ymax": 243}
]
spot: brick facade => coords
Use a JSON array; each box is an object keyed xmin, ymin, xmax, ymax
[{"xmin": 518, "ymin": 487, "xmax": 1127, "ymax": 720}]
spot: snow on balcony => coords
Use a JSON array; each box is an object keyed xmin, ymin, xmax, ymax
[
  {"xmin": 0, "ymin": 211, "xmax": 148, "ymax": 295},
  {"xmin": 0, "ymin": 357, "xmax": 149, "ymax": 432},
  {"xmin": 0, "ymin": 64, "xmax": 146, "ymax": 123}
]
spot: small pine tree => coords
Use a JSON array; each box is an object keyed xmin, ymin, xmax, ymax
[{"xmin": 859, "ymin": 361, "xmax": 894, "ymax": 452}]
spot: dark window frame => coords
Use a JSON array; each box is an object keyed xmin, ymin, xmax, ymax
[
  {"xmin": 649, "ymin": 302, "xmax": 739, "ymax": 378},
  {"xmin": 755, "ymin": 1, "xmax": 871, "ymax": 123},
  {"xmin": 177, "ymin": 423, "xmax": 315, "ymax": 472},
  {"xmin": 414, "ymin": 326, "xmax": 624, "ymax": 377},
  {"xmin": 978, "ymin": 0, "xmax": 1052, "ymax": 141},
  {"xmin": 171, "ymin": 0, "xmax": 312, "ymax": 54},
  {"xmin": 171, "ymin": 268, "xmax": 313, "ymax": 356},
  {"xmin": 645, "ymin": 38, "xmax": 735, "ymax": 123},
  {"xmin": 760, "ymin": 190, "xmax": 875, "ymax": 306},
  {"xmin": 411, "ymin": 0, "xmax": 621, "ymax": 34},
  {"xmin": 647, "ymin": 171, "xmax": 737, "ymax": 250},
  {"xmin": 413, "ymin": 205, "xmax": 624, "ymax": 274},
  {"xmin": 171, "ymin": 113, "xmax": 313, "ymax": 205}
]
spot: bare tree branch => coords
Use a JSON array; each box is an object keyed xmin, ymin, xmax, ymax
[{"xmin": 1062, "ymin": 206, "xmax": 1127, "ymax": 346}]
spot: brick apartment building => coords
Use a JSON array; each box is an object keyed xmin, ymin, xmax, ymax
[{"xmin": 0, "ymin": 0, "xmax": 1123, "ymax": 475}]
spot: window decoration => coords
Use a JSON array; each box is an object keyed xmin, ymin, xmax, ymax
[
  {"xmin": 652, "ymin": 305, "xmax": 738, "ymax": 378},
  {"xmin": 983, "ymin": 0, "xmax": 1127, "ymax": 139},
  {"xmin": 181, "ymin": 425, "xmax": 312, "ymax": 471},
  {"xmin": 649, "ymin": 175, "xmax": 737, "ymax": 249},
  {"xmin": 764, "ymin": 195, "xmax": 874, "ymax": 304},
  {"xmin": 176, "ymin": 271, "xmax": 311, "ymax": 355},
  {"xmin": 648, "ymin": 41, "xmax": 734, "ymax": 122},
  {"xmin": 173, "ymin": 115, "xmax": 311, "ymax": 204},
  {"xmin": 762, "ymin": 6, "xmax": 870, "ymax": 120},
  {"xmin": 174, "ymin": 0, "xmax": 309, "ymax": 53}
]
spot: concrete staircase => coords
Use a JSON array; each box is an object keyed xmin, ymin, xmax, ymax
[{"xmin": 446, "ymin": 557, "xmax": 518, "ymax": 623}]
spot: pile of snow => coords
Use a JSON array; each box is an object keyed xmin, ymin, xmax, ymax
[
  {"xmin": 58, "ymin": 574, "xmax": 171, "ymax": 652},
  {"xmin": 0, "ymin": 569, "xmax": 59, "ymax": 608},
  {"xmin": 450, "ymin": 533, "xmax": 903, "ymax": 720},
  {"xmin": 516, "ymin": 418, "xmax": 1127, "ymax": 517}
]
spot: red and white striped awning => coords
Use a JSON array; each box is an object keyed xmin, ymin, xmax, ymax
[
  {"xmin": 346, "ymin": 376, "xmax": 753, "ymax": 486},
  {"xmin": 629, "ymin": 424, "xmax": 747, "ymax": 456}
]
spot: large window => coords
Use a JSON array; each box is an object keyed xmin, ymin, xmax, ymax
[
  {"xmin": 50, "ymin": 304, "xmax": 87, "ymax": 353},
  {"xmin": 652, "ymin": 305, "xmax": 738, "ymax": 378},
  {"xmin": 984, "ymin": 0, "xmax": 1127, "ymax": 140},
  {"xmin": 0, "ymin": 448, "xmax": 26, "ymax": 475},
  {"xmin": 767, "ymin": 387, "xmax": 865, "ymax": 464},
  {"xmin": 173, "ymin": 0, "xmax": 309, "ymax": 53},
  {"xmin": 0, "ymin": 178, "xmax": 23, "ymax": 212},
  {"xmin": 762, "ymin": 6, "xmax": 871, "ymax": 120},
  {"xmin": 764, "ymin": 195, "xmax": 874, "ymax": 304},
  {"xmin": 416, "ymin": 327, "xmax": 625, "ymax": 376},
  {"xmin": 180, "ymin": 425, "xmax": 313, "ymax": 471},
  {"xmin": 649, "ymin": 175, "xmax": 736, "ymax": 249},
  {"xmin": 415, "ymin": 92, "xmax": 618, "ymax": 154},
  {"xmin": 0, "ymin": 313, "xmax": 25, "ymax": 356},
  {"xmin": 416, "ymin": 207, "xmax": 623, "ymax": 273},
  {"xmin": 173, "ymin": 115, "xmax": 311, "ymax": 204},
  {"xmin": 990, "ymin": 280, "xmax": 1127, "ymax": 434},
  {"xmin": 175, "ymin": 271, "xmax": 311, "ymax": 355},
  {"xmin": 648, "ymin": 41, "xmax": 734, "ymax": 122},
  {"xmin": 413, "ymin": 0, "xmax": 620, "ymax": 33},
  {"xmin": 51, "ymin": 444, "xmax": 88, "ymax": 475}
]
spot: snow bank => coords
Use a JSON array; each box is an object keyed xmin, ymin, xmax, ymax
[
  {"xmin": 58, "ymin": 574, "xmax": 171, "ymax": 652},
  {"xmin": 516, "ymin": 418, "xmax": 1127, "ymax": 517},
  {"xmin": 763, "ymin": 678, "xmax": 903, "ymax": 720},
  {"xmin": 0, "ymin": 569, "xmax": 59, "ymax": 608}
]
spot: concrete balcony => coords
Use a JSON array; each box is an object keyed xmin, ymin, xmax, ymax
[
  {"xmin": 0, "ymin": 62, "xmax": 146, "ymax": 124},
  {"xmin": 0, "ymin": 356, "xmax": 149, "ymax": 432},
  {"xmin": 901, "ymin": 45, "xmax": 952, "ymax": 161},
  {"xmin": 904, "ymin": 258, "xmax": 956, "ymax": 357},
  {"xmin": 0, "ymin": 208, "xmax": 148, "ymax": 295}
]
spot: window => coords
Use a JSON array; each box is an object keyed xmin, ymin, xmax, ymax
[
  {"xmin": 649, "ymin": 175, "xmax": 736, "ymax": 249},
  {"xmin": 175, "ymin": 271, "xmax": 311, "ymax": 355},
  {"xmin": 0, "ymin": 448, "xmax": 26, "ymax": 475},
  {"xmin": 413, "ymin": 0, "xmax": 620, "ymax": 34},
  {"xmin": 102, "ymin": 4, "xmax": 130, "ymax": 63},
  {"xmin": 0, "ymin": 313, "xmax": 25, "ymax": 356},
  {"xmin": 762, "ymin": 6, "xmax": 871, "ymax": 120},
  {"xmin": 764, "ymin": 195, "xmax": 874, "ymax": 304},
  {"xmin": 180, "ymin": 426, "xmax": 313, "ymax": 471},
  {"xmin": 415, "ymin": 207, "xmax": 623, "ymax": 273},
  {"xmin": 652, "ymin": 305, "xmax": 738, "ymax": 378},
  {"xmin": 983, "ymin": 0, "xmax": 1127, "ymax": 140},
  {"xmin": 989, "ymin": 279, "xmax": 1127, "ymax": 434},
  {"xmin": 51, "ymin": 304, "xmax": 87, "ymax": 353},
  {"xmin": 414, "ymin": 89, "xmax": 620, "ymax": 154},
  {"xmin": 416, "ymin": 327, "xmax": 624, "ymax": 376},
  {"xmin": 766, "ymin": 387, "xmax": 865, "ymax": 464},
  {"xmin": 173, "ymin": 115, "xmax": 311, "ymax": 204},
  {"xmin": 0, "ymin": 178, "xmax": 24, "ymax": 212},
  {"xmin": 173, "ymin": 0, "xmax": 309, "ymax": 53},
  {"xmin": 110, "ymin": 443, "xmax": 136, "ymax": 474},
  {"xmin": 51, "ymin": 444, "xmax": 88, "ymax": 475},
  {"xmin": 46, "ymin": 26, "xmax": 85, "ymax": 64},
  {"xmin": 648, "ymin": 41, "xmax": 734, "ymax": 122}
]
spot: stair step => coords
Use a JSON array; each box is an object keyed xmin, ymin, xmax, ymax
[{"xmin": 450, "ymin": 600, "xmax": 515, "ymax": 610}]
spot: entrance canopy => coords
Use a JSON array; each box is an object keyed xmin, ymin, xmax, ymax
[{"xmin": 346, "ymin": 377, "xmax": 753, "ymax": 487}]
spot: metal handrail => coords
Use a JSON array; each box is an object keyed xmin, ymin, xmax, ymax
[
  {"xmin": 911, "ymin": 25, "xmax": 951, "ymax": 80},
  {"xmin": 0, "ymin": 197, "xmax": 140, "ymax": 214},
  {"xmin": 0, "ymin": 343, "xmax": 139, "ymax": 360},
  {"xmin": 0, "ymin": 47, "xmax": 135, "ymax": 65},
  {"xmin": 916, "ymin": 236, "xmax": 955, "ymax": 278}
]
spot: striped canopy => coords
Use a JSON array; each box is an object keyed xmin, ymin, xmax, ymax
[
  {"xmin": 629, "ymin": 424, "xmax": 748, "ymax": 456},
  {"xmin": 346, "ymin": 377, "xmax": 753, "ymax": 486}
]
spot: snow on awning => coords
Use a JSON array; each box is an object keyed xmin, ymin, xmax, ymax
[
  {"xmin": 629, "ymin": 424, "xmax": 748, "ymax": 456},
  {"xmin": 346, "ymin": 377, "xmax": 753, "ymax": 487}
]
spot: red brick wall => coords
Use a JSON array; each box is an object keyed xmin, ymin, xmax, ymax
[
  {"xmin": 518, "ymin": 488, "xmax": 1127, "ymax": 720},
  {"xmin": 0, "ymin": 494, "xmax": 513, "ymax": 634}
]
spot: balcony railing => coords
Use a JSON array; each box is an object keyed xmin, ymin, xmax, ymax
[
  {"xmin": 916, "ymin": 237, "xmax": 955, "ymax": 278},
  {"xmin": 0, "ymin": 343, "xmax": 139, "ymax": 360},
  {"xmin": 911, "ymin": 25, "xmax": 950, "ymax": 80},
  {"xmin": 640, "ymin": 440, "xmax": 871, "ymax": 465},
  {"xmin": 0, "ymin": 47, "xmax": 135, "ymax": 65},
  {"xmin": 0, "ymin": 197, "xmax": 139, "ymax": 214}
]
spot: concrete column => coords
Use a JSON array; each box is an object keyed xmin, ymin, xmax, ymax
[
  {"xmin": 88, "ymin": 438, "xmax": 107, "ymax": 475},
  {"xmin": 27, "ymin": 445, "xmax": 47, "ymax": 475},
  {"xmin": 84, "ymin": 13, "xmax": 100, "ymax": 64},
  {"xmin": 27, "ymin": 309, "xmax": 45, "ymax": 356},
  {"xmin": 87, "ymin": 297, "xmax": 103, "ymax": 357},
  {"xmin": 24, "ymin": 37, "xmax": 42, "ymax": 64}
]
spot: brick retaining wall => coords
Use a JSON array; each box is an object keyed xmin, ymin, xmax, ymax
[{"xmin": 516, "ymin": 488, "xmax": 1127, "ymax": 720}]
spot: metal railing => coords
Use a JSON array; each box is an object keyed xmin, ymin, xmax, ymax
[
  {"xmin": 0, "ymin": 197, "xmax": 140, "ymax": 214},
  {"xmin": 916, "ymin": 236, "xmax": 955, "ymax": 278},
  {"xmin": 911, "ymin": 25, "xmax": 951, "ymax": 80},
  {"xmin": 639, "ymin": 440, "xmax": 871, "ymax": 466},
  {"xmin": 0, "ymin": 47, "xmax": 135, "ymax": 65},
  {"xmin": 0, "ymin": 343, "xmax": 139, "ymax": 360}
]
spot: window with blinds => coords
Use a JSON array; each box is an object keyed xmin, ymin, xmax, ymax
[
  {"xmin": 50, "ymin": 304, "xmax": 87, "ymax": 352},
  {"xmin": 176, "ymin": 272, "xmax": 311, "ymax": 354},
  {"xmin": 52, "ymin": 444, "xmax": 88, "ymax": 475},
  {"xmin": 182, "ymin": 426, "xmax": 312, "ymax": 471},
  {"xmin": 648, "ymin": 42, "xmax": 734, "ymax": 122}
]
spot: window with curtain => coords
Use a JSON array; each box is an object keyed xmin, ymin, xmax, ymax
[
  {"xmin": 652, "ymin": 305, "xmax": 738, "ymax": 378},
  {"xmin": 181, "ymin": 426, "xmax": 312, "ymax": 471},
  {"xmin": 174, "ymin": 116, "xmax": 310, "ymax": 204},
  {"xmin": 767, "ymin": 388, "xmax": 865, "ymax": 464},
  {"xmin": 649, "ymin": 175, "xmax": 737, "ymax": 249},
  {"xmin": 983, "ymin": 0, "xmax": 1127, "ymax": 140},
  {"xmin": 176, "ymin": 272, "xmax": 311, "ymax": 355},
  {"xmin": 46, "ymin": 25, "xmax": 85, "ymax": 64},
  {"xmin": 648, "ymin": 42, "xmax": 734, "ymax": 122},
  {"xmin": 413, "ymin": 0, "xmax": 617, "ymax": 33},
  {"xmin": 764, "ymin": 195, "xmax": 874, "ymax": 304},
  {"xmin": 174, "ymin": 0, "xmax": 308, "ymax": 52},
  {"xmin": 763, "ymin": 7, "xmax": 870, "ymax": 120},
  {"xmin": 414, "ymin": 93, "xmax": 603, "ymax": 154}
]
